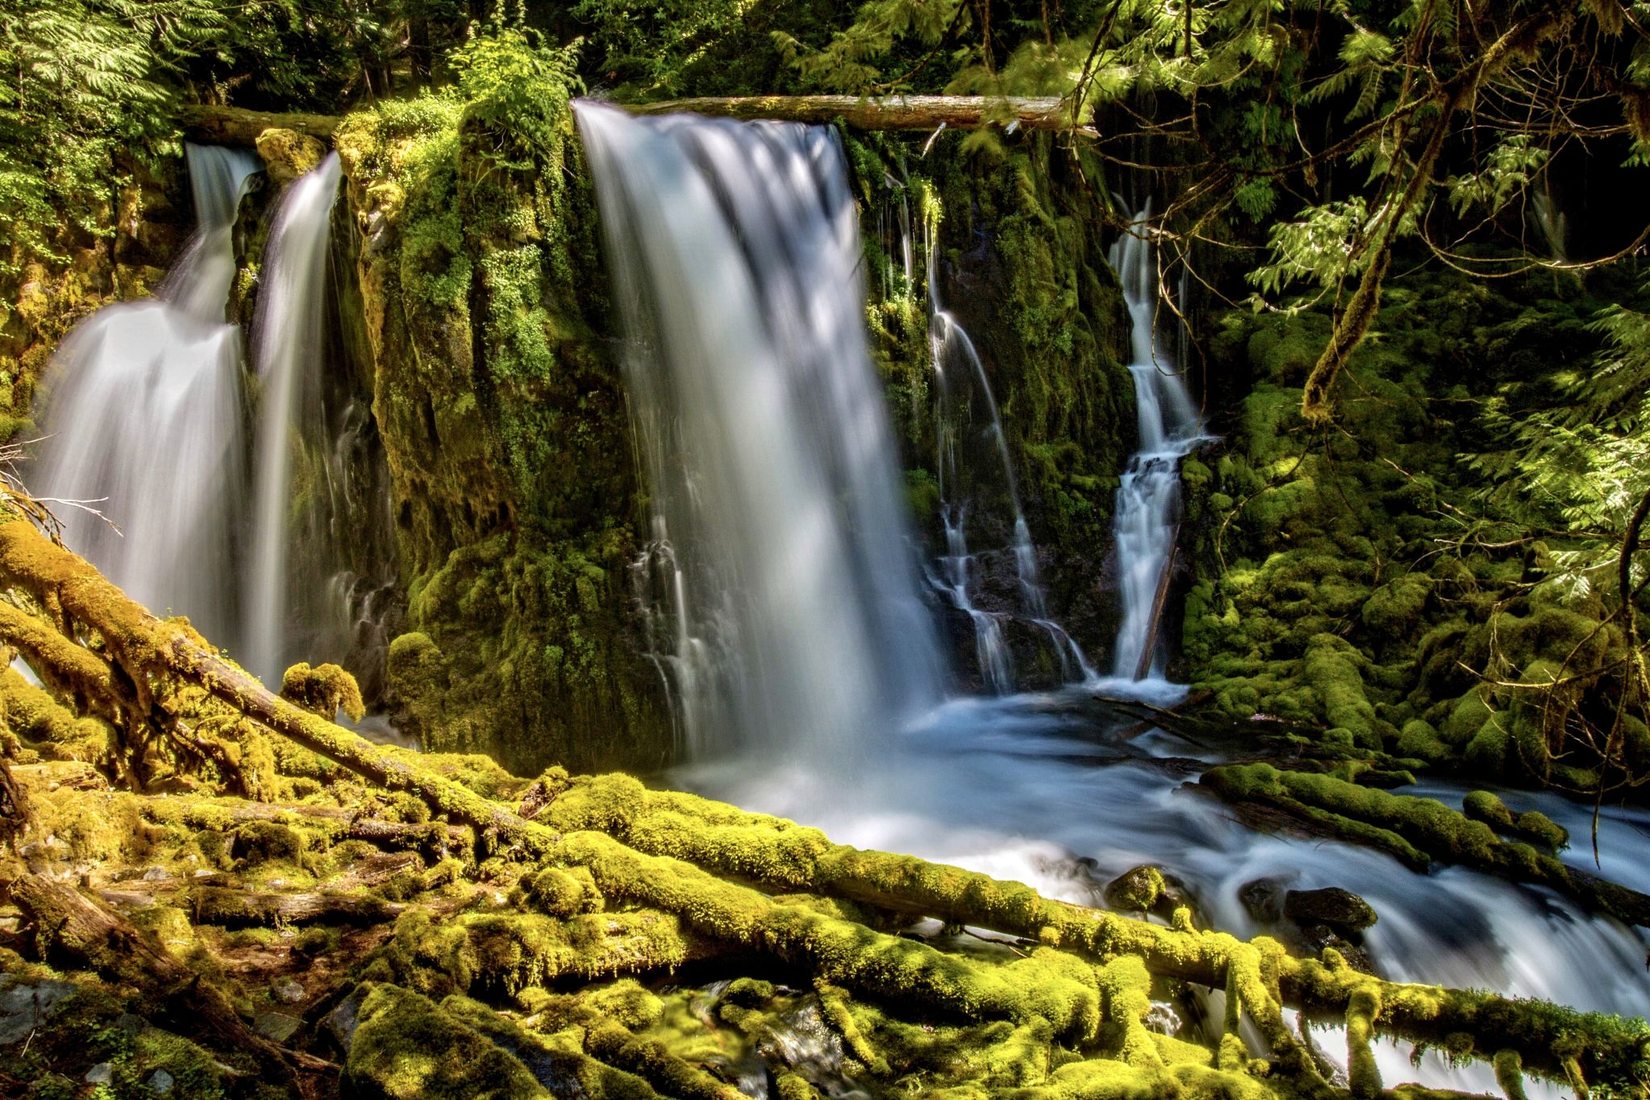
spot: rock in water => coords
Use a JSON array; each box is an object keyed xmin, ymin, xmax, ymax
[{"xmin": 1283, "ymin": 886, "xmax": 1378, "ymax": 931}]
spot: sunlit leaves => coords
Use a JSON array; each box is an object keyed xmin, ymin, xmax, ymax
[
  {"xmin": 1447, "ymin": 136, "xmax": 1548, "ymax": 217},
  {"xmin": 1248, "ymin": 198, "xmax": 1370, "ymax": 295},
  {"xmin": 1462, "ymin": 294, "xmax": 1650, "ymax": 608}
]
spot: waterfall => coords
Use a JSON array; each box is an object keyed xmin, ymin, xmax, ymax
[
  {"xmin": 925, "ymin": 225, "xmax": 1093, "ymax": 691},
  {"xmin": 575, "ymin": 102, "xmax": 944, "ymax": 767},
  {"xmin": 1106, "ymin": 204, "xmax": 1203, "ymax": 686},
  {"xmin": 245, "ymin": 154, "xmax": 344, "ymax": 684},
  {"xmin": 32, "ymin": 144, "xmax": 262, "ymax": 645}
]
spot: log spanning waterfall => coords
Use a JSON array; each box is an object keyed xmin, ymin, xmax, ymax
[
  {"xmin": 575, "ymin": 101, "xmax": 944, "ymax": 766},
  {"xmin": 34, "ymin": 146, "xmax": 356, "ymax": 688},
  {"xmin": 33, "ymin": 145, "xmax": 263, "ymax": 646},
  {"xmin": 246, "ymin": 154, "xmax": 344, "ymax": 684},
  {"xmin": 1106, "ymin": 206, "xmax": 1203, "ymax": 687}
]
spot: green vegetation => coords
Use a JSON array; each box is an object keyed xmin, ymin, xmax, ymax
[{"xmin": 5, "ymin": 1, "xmax": 1650, "ymax": 1095}]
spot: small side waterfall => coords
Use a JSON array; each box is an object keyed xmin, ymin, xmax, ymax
[
  {"xmin": 1106, "ymin": 205, "xmax": 1203, "ymax": 687},
  {"xmin": 32, "ymin": 145, "xmax": 262, "ymax": 644},
  {"xmin": 245, "ymin": 154, "xmax": 343, "ymax": 684},
  {"xmin": 925, "ymin": 229, "xmax": 1093, "ymax": 691},
  {"xmin": 576, "ymin": 102, "xmax": 945, "ymax": 767}
]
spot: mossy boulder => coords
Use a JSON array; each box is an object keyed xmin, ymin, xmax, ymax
[
  {"xmin": 336, "ymin": 77, "xmax": 670, "ymax": 774},
  {"xmin": 256, "ymin": 127, "xmax": 327, "ymax": 186}
]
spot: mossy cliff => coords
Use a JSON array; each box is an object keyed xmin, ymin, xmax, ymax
[
  {"xmin": 331, "ymin": 40, "xmax": 671, "ymax": 776},
  {"xmin": 1179, "ymin": 263, "xmax": 1650, "ymax": 788},
  {"xmin": 852, "ymin": 130, "xmax": 1133, "ymax": 683}
]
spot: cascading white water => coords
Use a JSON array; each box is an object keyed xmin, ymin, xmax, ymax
[
  {"xmin": 32, "ymin": 145, "xmax": 262, "ymax": 645},
  {"xmin": 576, "ymin": 102, "xmax": 944, "ymax": 767},
  {"xmin": 1106, "ymin": 204, "xmax": 1203, "ymax": 687},
  {"xmin": 925, "ymin": 222, "xmax": 1094, "ymax": 690},
  {"xmin": 589, "ymin": 143, "xmax": 1646, "ymax": 1094},
  {"xmin": 245, "ymin": 154, "xmax": 343, "ymax": 684}
]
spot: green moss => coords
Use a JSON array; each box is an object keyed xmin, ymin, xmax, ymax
[
  {"xmin": 1102, "ymin": 865, "xmax": 1168, "ymax": 914},
  {"xmin": 336, "ymin": 72, "xmax": 669, "ymax": 776},
  {"xmin": 1202, "ymin": 764, "xmax": 1645, "ymax": 923},
  {"xmin": 343, "ymin": 983, "xmax": 549, "ymax": 1099},
  {"xmin": 280, "ymin": 662, "xmax": 367, "ymax": 722}
]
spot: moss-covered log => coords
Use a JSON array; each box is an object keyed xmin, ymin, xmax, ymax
[
  {"xmin": 177, "ymin": 97, "xmax": 1078, "ymax": 153},
  {"xmin": 632, "ymin": 95, "xmax": 1081, "ymax": 131},
  {"xmin": 1, "ymin": 510, "xmax": 1647, "ymax": 1095},
  {"xmin": 177, "ymin": 104, "xmax": 341, "ymax": 144}
]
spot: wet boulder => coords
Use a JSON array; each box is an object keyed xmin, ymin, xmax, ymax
[
  {"xmin": 1104, "ymin": 864, "xmax": 1168, "ymax": 913},
  {"xmin": 1283, "ymin": 886, "xmax": 1378, "ymax": 932}
]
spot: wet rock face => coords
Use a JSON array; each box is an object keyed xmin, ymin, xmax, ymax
[
  {"xmin": 1238, "ymin": 876, "xmax": 1285, "ymax": 924},
  {"xmin": 1283, "ymin": 886, "xmax": 1378, "ymax": 932},
  {"xmin": 1241, "ymin": 878, "xmax": 1380, "ymax": 971}
]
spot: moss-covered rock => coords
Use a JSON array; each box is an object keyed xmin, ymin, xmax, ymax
[
  {"xmin": 1181, "ymin": 264, "xmax": 1650, "ymax": 788},
  {"xmin": 335, "ymin": 68, "xmax": 671, "ymax": 774}
]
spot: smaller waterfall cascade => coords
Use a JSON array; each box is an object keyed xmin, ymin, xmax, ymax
[
  {"xmin": 245, "ymin": 154, "xmax": 344, "ymax": 685},
  {"xmin": 33, "ymin": 144, "xmax": 263, "ymax": 645},
  {"xmin": 576, "ymin": 102, "xmax": 944, "ymax": 767},
  {"xmin": 924, "ymin": 223, "xmax": 1093, "ymax": 691},
  {"xmin": 1107, "ymin": 205, "xmax": 1204, "ymax": 685}
]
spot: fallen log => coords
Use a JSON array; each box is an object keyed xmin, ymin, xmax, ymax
[
  {"xmin": 176, "ymin": 95, "xmax": 1084, "ymax": 151},
  {"xmin": 629, "ymin": 94, "xmax": 1082, "ymax": 132},
  {"xmin": 187, "ymin": 885, "xmax": 404, "ymax": 928},
  {"xmin": 0, "ymin": 510, "xmax": 1646, "ymax": 1096},
  {"xmin": 177, "ymin": 104, "xmax": 340, "ymax": 146}
]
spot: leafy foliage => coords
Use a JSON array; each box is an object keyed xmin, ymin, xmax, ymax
[{"xmin": 0, "ymin": 0, "xmax": 207, "ymax": 275}]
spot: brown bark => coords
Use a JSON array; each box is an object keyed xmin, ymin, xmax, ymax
[{"xmin": 1135, "ymin": 536, "xmax": 1179, "ymax": 680}]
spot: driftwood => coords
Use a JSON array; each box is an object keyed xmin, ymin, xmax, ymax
[
  {"xmin": 1135, "ymin": 535, "xmax": 1180, "ymax": 680},
  {"xmin": 176, "ymin": 95, "xmax": 1084, "ymax": 151},
  {"xmin": 0, "ymin": 511, "xmax": 1646, "ymax": 1096}
]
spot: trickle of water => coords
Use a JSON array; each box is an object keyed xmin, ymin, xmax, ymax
[
  {"xmin": 576, "ymin": 102, "xmax": 944, "ymax": 768},
  {"xmin": 245, "ymin": 154, "xmax": 343, "ymax": 684},
  {"xmin": 1104, "ymin": 204, "xmax": 1205, "ymax": 687},
  {"xmin": 924, "ymin": 217, "xmax": 1095, "ymax": 690},
  {"xmin": 32, "ymin": 145, "xmax": 262, "ymax": 645}
]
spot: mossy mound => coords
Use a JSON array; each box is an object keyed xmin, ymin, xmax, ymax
[{"xmin": 1181, "ymin": 265, "xmax": 1650, "ymax": 788}]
